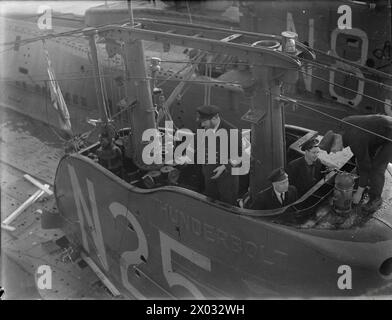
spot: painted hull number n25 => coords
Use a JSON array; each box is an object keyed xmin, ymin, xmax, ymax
[{"xmin": 68, "ymin": 164, "xmax": 211, "ymax": 299}]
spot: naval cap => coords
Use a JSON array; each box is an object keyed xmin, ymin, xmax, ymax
[
  {"xmin": 197, "ymin": 105, "xmax": 220, "ymax": 120},
  {"xmin": 300, "ymin": 138, "xmax": 319, "ymax": 152},
  {"xmin": 268, "ymin": 167, "xmax": 288, "ymax": 183}
]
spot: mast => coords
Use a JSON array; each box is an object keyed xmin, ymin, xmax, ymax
[
  {"xmin": 127, "ymin": 0, "xmax": 134, "ymax": 26},
  {"xmin": 122, "ymin": 32, "xmax": 158, "ymax": 170},
  {"xmin": 388, "ymin": 0, "xmax": 392, "ymax": 44},
  {"xmin": 245, "ymin": 32, "xmax": 300, "ymax": 198}
]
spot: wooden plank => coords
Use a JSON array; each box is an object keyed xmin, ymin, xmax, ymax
[
  {"xmin": 2, "ymin": 189, "xmax": 45, "ymax": 226},
  {"xmin": 24, "ymin": 174, "xmax": 53, "ymax": 195},
  {"xmin": 1, "ymin": 224, "xmax": 16, "ymax": 232},
  {"xmin": 81, "ymin": 252, "xmax": 121, "ymax": 297}
]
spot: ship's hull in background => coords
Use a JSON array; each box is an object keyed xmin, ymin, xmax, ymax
[
  {"xmin": 0, "ymin": 18, "xmax": 360, "ymax": 138},
  {"xmin": 1, "ymin": 1, "xmax": 391, "ymax": 135},
  {"xmin": 239, "ymin": 0, "xmax": 392, "ymax": 116}
]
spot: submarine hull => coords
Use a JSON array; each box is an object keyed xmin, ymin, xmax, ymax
[{"xmin": 54, "ymin": 154, "xmax": 392, "ymax": 298}]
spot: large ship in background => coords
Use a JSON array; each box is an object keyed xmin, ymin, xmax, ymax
[
  {"xmin": 0, "ymin": 0, "xmax": 391, "ymax": 139},
  {"xmin": 237, "ymin": 0, "xmax": 392, "ymax": 128}
]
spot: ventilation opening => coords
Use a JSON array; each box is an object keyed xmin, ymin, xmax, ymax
[{"xmin": 379, "ymin": 258, "xmax": 392, "ymax": 277}]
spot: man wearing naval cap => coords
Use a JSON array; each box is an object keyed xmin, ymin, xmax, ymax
[
  {"xmin": 249, "ymin": 167, "xmax": 298, "ymax": 210},
  {"xmin": 287, "ymin": 138, "xmax": 325, "ymax": 197},
  {"xmin": 319, "ymin": 115, "xmax": 392, "ymax": 213},
  {"xmin": 196, "ymin": 104, "xmax": 241, "ymax": 205}
]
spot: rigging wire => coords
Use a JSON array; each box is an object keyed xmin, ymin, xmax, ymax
[
  {"xmin": 1, "ymin": 17, "xmax": 390, "ymax": 83},
  {"xmin": 277, "ymin": 94, "xmax": 392, "ymax": 143},
  {"xmin": 0, "ymin": 74, "xmax": 242, "ymax": 85},
  {"xmin": 296, "ymin": 40, "xmax": 392, "ymax": 81},
  {"xmin": 0, "ymin": 46, "xmax": 18, "ymax": 55},
  {"xmin": 2, "ymin": 20, "xmax": 391, "ymax": 140},
  {"xmin": 1, "ymin": 20, "xmax": 391, "ymax": 95},
  {"xmin": 297, "ymin": 56, "xmax": 392, "ymax": 92},
  {"xmin": 3, "ymin": 53, "xmax": 391, "ymax": 96},
  {"xmin": 2, "ymin": 41, "xmax": 391, "ymax": 109},
  {"xmin": 294, "ymin": 68, "xmax": 392, "ymax": 108},
  {"xmin": 154, "ymin": 58, "xmax": 392, "ymax": 93},
  {"xmin": 1, "ymin": 66, "xmax": 390, "ymax": 108},
  {"xmin": 156, "ymin": 61, "xmax": 193, "ymax": 88},
  {"xmin": 185, "ymin": 0, "xmax": 193, "ymax": 24},
  {"xmin": 220, "ymin": 85, "xmax": 392, "ymax": 144},
  {"xmin": 0, "ymin": 27, "xmax": 86, "ymax": 48}
]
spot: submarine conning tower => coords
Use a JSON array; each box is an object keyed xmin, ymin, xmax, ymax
[{"xmin": 82, "ymin": 16, "xmax": 312, "ymax": 200}]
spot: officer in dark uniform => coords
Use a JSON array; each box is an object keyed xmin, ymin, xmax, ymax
[
  {"xmin": 196, "ymin": 105, "xmax": 240, "ymax": 205},
  {"xmin": 287, "ymin": 138, "xmax": 325, "ymax": 197},
  {"xmin": 249, "ymin": 167, "xmax": 298, "ymax": 210},
  {"xmin": 319, "ymin": 115, "xmax": 392, "ymax": 212}
]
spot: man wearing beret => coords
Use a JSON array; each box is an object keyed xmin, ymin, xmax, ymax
[
  {"xmin": 287, "ymin": 138, "xmax": 325, "ymax": 197},
  {"xmin": 249, "ymin": 168, "xmax": 298, "ymax": 210},
  {"xmin": 196, "ymin": 104, "xmax": 240, "ymax": 205},
  {"xmin": 319, "ymin": 115, "xmax": 392, "ymax": 213}
]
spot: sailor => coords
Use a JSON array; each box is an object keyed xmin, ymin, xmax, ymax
[
  {"xmin": 96, "ymin": 131, "xmax": 124, "ymax": 178},
  {"xmin": 249, "ymin": 167, "xmax": 298, "ymax": 210},
  {"xmin": 196, "ymin": 104, "xmax": 240, "ymax": 205},
  {"xmin": 319, "ymin": 115, "xmax": 392, "ymax": 212},
  {"xmin": 287, "ymin": 138, "xmax": 325, "ymax": 197}
]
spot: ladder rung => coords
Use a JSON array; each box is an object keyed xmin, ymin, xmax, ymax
[{"xmin": 220, "ymin": 33, "xmax": 243, "ymax": 43}]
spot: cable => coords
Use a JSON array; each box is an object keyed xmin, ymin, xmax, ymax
[
  {"xmin": 154, "ymin": 57, "xmax": 392, "ymax": 92},
  {"xmin": 297, "ymin": 56, "xmax": 392, "ymax": 92},
  {"xmin": 2, "ymin": 65, "xmax": 390, "ymax": 108},
  {"xmin": 0, "ymin": 27, "xmax": 86, "ymax": 48},
  {"xmin": 295, "ymin": 68, "xmax": 392, "ymax": 108},
  {"xmin": 1, "ymin": 16, "xmax": 390, "ymax": 85},
  {"xmin": 296, "ymin": 40, "xmax": 392, "ymax": 81},
  {"xmin": 185, "ymin": 0, "xmax": 193, "ymax": 24},
  {"xmin": 0, "ymin": 74, "xmax": 243, "ymax": 86},
  {"xmin": 2, "ymin": 19, "xmax": 390, "ymax": 97},
  {"xmin": 203, "ymin": 80, "xmax": 392, "ymax": 143},
  {"xmin": 154, "ymin": 57, "xmax": 392, "ymax": 94},
  {"xmin": 0, "ymin": 46, "xmax": 18, "ymax": 55},
  {"xmin": 156, "ymin": 61, "xmax": 193, "ymax": 88},
  {"xmin": 3, "ymin": 20, "xmax": 390, "ymax": 140},
  {"xmin": 278, "ymin": 94, "xmax": 392, "ymax": 143}
]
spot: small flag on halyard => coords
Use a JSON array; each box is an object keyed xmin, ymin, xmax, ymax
[{"xmin": 42, "ymin": 40, "xmax": 72, "ymax": 135}]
